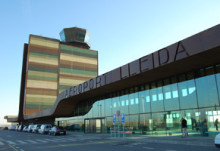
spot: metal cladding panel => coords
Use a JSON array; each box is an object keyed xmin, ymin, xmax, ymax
[
  {"xmin": 121, "ymin": 64, "xmax": 129, "ymax": 79},
  {"xmin": 129, "ymin": 59, "xmax": 141, "ymax": 76},
  {"xmin": 24, "ymin": 35, "xmax": 59, "ymax": 115},
  {"xmin": 59, "ymin": 44, "xmax": 98, "ymax": 94}
]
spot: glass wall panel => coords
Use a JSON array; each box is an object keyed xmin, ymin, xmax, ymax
[
  {"xmin": 178, "ymin": 79, "xmax": 197, "ymax": 109},
  {"xmin": 150, "ymin": 87, "xmax": 164, "ymax": 112},
  {"xmin": 140, "ymin": 114, "xmax": 152, "ymax": 134},
  {"xmin": 106, "ymin": 117, "xmax": 113, "ymax": 133},
  {"xmin": 196, "ymin": 75, "xmax": 219, "ymax": 107},
  {"xmin": 129, "ymin": 115, "xmax": 139, "ymax": 133},
  {"xmin": 94, "ymin": 100, "xmax": 105, "ymax": 117},
  {"xmin": 139, "ymin": 90, "xmax": 151, "ymax": 113},
  {"xmin": 105, "ymin": 98, "xmax": 112, "ymax": 116},
  {"xmin": 152, "ymin": 112, "xmax": 166, "ymax": 135},
  {"xmin": 165, "ymin": 111, "xmax": 181, "ymax": 136},
  {"xmin": 216, "ymin": 73, "xmax": 220, "ymax": 103},
  {"xmin": 92, "ymin": 101, "xmax": 99, "ymax": 117},
  {"xmin": 163, "ymin": 83, "xmax": 180, "ymax": 111},
  {"xmin": 119, "ymin": 95, "xmax": 129, "ymax": 115},
  {"xmin": 128, "ymin": 92, "xmax": 139, "ymax": 114},
  {"xmin": 198, "ymin": 107, "xmax": 220, "ymax": 136},
  {"xmin": 112, "ymin": 96, "xmax": 120, "ymax": 115},
  {"xmin": 180, "ymin": 109, "xmax": 200, "ymax": 136}
]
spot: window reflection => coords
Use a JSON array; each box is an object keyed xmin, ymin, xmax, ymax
[
  {"xmin": 196, "ymin": 75, "xmax": 219, "ymax": 107},
  {"xmin": 151, "ymin": 87, "xmax": 164, "ymax": 112},
  {"xmin": 163, "ymin": 83, "xmax": 179, "ymax": 111},
  {"xmin": 165, "ymin": 92, "xmax": 171, "ymax": 99},
  {"xmin": 139, "ymin": 90, "xmax": 151, "ymax": 113},
  {"xmin": 179, "ymin": 80, "xmax": 197, "ymax": 109},
  {"xmin": 129, "ymin": 92, "xmax": 139, "ymax": 114}
]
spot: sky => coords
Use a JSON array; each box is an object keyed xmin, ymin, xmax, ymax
[{"xmin": 0, "ymin": 0, "xmax": 220, "ymax": 125}]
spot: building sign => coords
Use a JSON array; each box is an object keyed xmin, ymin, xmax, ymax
[
  {"xmin": 113, "ymin": 114, "xmax": 116, "ymax": 124},
  {"xmin": 116, "ymin": 110, "xmax": 120, "ymax": 117},
  {"xmin": 121, "ymin": 113, "xmax": 125, "ymax": 123},
  {"xmin": 62, "ymin": 40, "xmax": 194, "ymax": 99}
]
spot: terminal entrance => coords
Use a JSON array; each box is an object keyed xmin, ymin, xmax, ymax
[{"xmin": 84, "ymin": 118, "xmax": 105, "ymax": 133}]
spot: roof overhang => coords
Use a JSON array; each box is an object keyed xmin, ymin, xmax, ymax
[{"xmin": 4, "ymin": 116, "xmax": 18, "ymax": 123}]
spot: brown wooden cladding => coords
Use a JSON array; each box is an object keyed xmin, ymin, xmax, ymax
[
  {"xmin": 26, "ymin": 88, "xmax": 57, "ymax": 96},
  {"xmin": 29, "ymin": 45, "xmax": 59, "ymax": 55},
  {"xmin": 60, "ymin": 60, "xmax": 98, "ymax": 71}
]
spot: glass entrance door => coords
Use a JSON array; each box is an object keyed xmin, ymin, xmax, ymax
[{"xmin": 84, "ymin": 118, "xmax": 104, "ymax": 133}]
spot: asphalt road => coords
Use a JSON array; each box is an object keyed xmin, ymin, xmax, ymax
[{"xmin": 0, "ymin": 130, "xmax": 219, "ymax": 151}]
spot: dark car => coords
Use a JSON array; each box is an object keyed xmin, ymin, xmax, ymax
[
  {"xmin": 3, "ymin": 127, "xmax": 8, "ymax": 130},
  {"xmin": 49, "ymin": 126, "xmax": 66, "ymax": 136},
  {"xmin": 32, "ymin": 124, "xmax": 41, "ymax": 133}
]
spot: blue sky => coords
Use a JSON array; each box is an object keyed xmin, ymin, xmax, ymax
[{"xmin": 0, "ymin": 0, "xmax": 220, "ymax": 125}]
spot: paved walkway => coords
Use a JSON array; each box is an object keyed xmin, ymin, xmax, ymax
[{"xmin": 67, "ymin": 131, "xmax": 216, "ymax": 147}]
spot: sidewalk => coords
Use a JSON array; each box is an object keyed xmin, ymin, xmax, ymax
[
  {"xmin": 66, "ymin": 131, "xmax": 215, "ymax": 147},
  {"xmin": 123, "ymin": 135, "xmax": 215, "ymax": 147}
]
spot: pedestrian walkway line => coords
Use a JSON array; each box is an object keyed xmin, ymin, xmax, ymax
[
  {"xmin": 166, "ymin": 150, "xmax": 177, "ymax": 151},
  {"xmin": 143, "ymin": 147, "xmax": 154, "ymax": 150},
  {"xmin": 51, "ymin": 138, "xmax": 67, "ymax": 142},
  {"xmin": 5, "ymin": 140, "xmax": 16, "ymax": 145},
  {"xmin": 25, "ymin": 140, "xmax": 37, "ymax": 144},
  {"xmin": 16, "ymin": 140, "xmax": 27, "ymax": 144},
  {"xmin": 35, "ymin": 139, "xmax": 48, "ymax": 143},
  {"xmin": 0, "ymin": 141, "xmax": 4, "ymax": 145},
  {"xmin": 44, "ymin": 138, "xmax": 58, "ymax": 142}
]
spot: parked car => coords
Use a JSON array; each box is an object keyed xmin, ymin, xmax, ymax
[
  {"xmin": 17, "ymin": 125, "xmax": 24, "ymax": 131},
  {"xmin": 38, "ymin": 124, "xmax": 52, "ymax": 134},
  {"xmin": 3, "ymin": 127, "xmax": 8, "ymax": 130},
  {"xmin": 27, "ymin": 124, "xmax": 34, "ymax": 133},
  {"xmin": 15, "ymin": 125, "xmax": 19, "ymax": 131},
  {"xmin": 10, "ymin": 125, "xmax": 17, "ymax": 131},
  {"xmin": 49, "ymin": 126, "xmax": 66, "ymax": 136},
  {"xmin": 32, "ymin": 124, "xmax": 41, "ymax": 133},
  {"xmin": 22, "ymin": 126, "xmax": 28, "ymax": 132},
  {"xmin": 215, "ymin": 133, "xmax": 220, "ymax": 148}
]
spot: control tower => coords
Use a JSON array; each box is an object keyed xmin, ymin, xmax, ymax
[{"xmin": 59, "ymin": 27, "xmax": 90, "ymax": 49}]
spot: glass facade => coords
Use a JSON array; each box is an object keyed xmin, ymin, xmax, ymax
[{"xmin": 56, "ymin": 64, "xmax": 220, "ymax": 137}]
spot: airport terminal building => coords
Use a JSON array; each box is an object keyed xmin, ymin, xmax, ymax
[{"xmin": 6, "ymin": 25, "xmax": 220, "ymax": 137}]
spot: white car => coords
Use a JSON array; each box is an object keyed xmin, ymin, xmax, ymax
[
  {"xmin": 215, "ymin": 133, "xmax": 220, "ymax": 148},
  {"xmin": 38, "ymin": 124, "xmax": 52, "ymax": 134}
]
